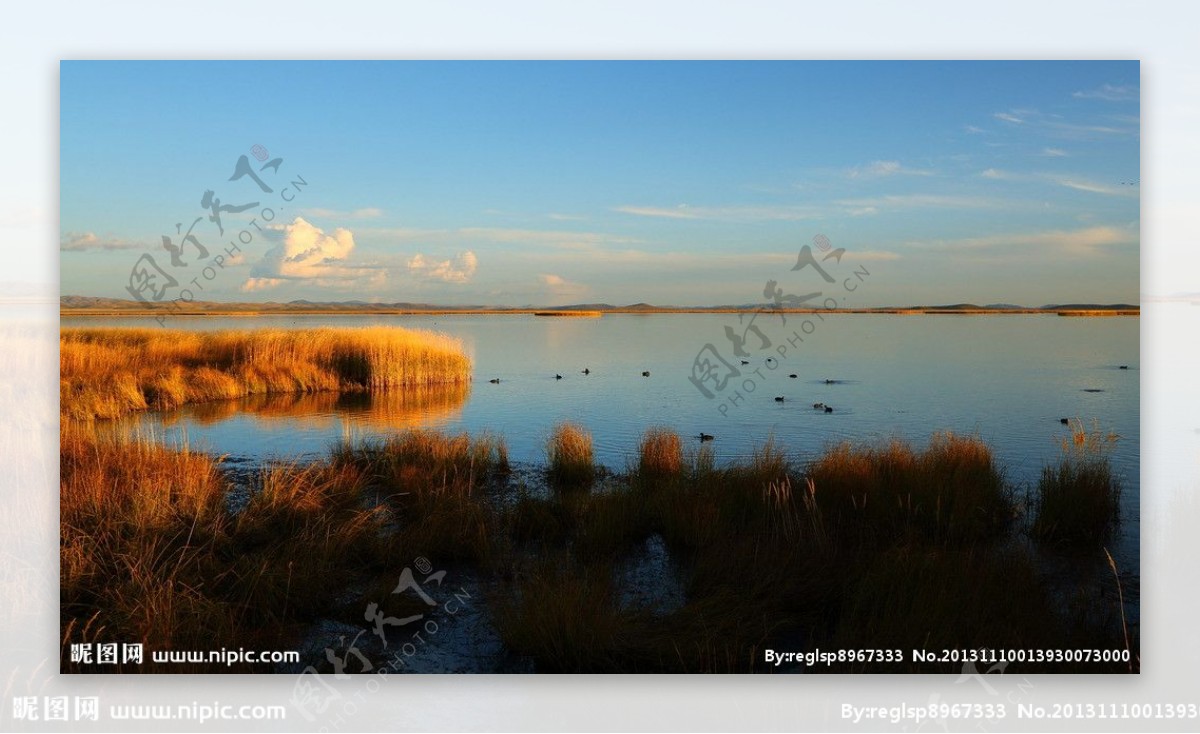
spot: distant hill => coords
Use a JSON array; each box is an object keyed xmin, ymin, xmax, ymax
[
  {"xmin": 59, "ymin": 296, "xmax": 1140, "ymax": 315},
  {"xmin": 924, "ymin": 303, "xmax": 988, "ymax": 311},
  {"xmin": 1040, "ymin": 303, "xmax": 1139, "ymax": 311}
]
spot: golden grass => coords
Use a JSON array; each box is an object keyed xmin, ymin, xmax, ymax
[
  {"xmin": 1032, "ymin": 421, "xmax": 1122, "ymax": 545},
  {"xmin": 636, "ymin": 427, "xmax": 683, "ymax": 479},
  {"xmin": 60, "ymin": 424, "xmax": 236, "ymax": 669},
  {"xmin": 61, "ymin": 424, "xmax": 390, "ymax": 671},
  {"xmin": 547, "ymin": 422, "xmax": 595, "ymax": 488},
  {"xmin": 60, "ymin": 326, "xmax": 472, "ymax": 421},
  {"xmin": 806, "ymin": 432, "xmax": 1011, "ymax": 545},
  {"xmin": 331, "ymin": 429, "xmax": 509, "ymax": 564},
  {"xmin": 60, "ymin": 414, "xmax": 1132, "ymax": 673},
  {"xmin": 531, "ymin": 311, "xmax": 603, "ymax": 317}
]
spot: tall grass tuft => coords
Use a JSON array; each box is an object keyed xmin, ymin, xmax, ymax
[
  {"xmin": 1032, "ymin": 421, "xmax": 1121, "ymax": 546},
  {"xmin": 332, "ymin": 429, "xmax": 508, "ymax": 564},
  {"xmin": 61, "ymin": 327, "xmax": 472, "ymax": 421},
  {"xmin": 806, "ymin": 432, "xmax": 1011, "ymax": 545},
  {"xmin": 61, "ymin": 425, "xmax": 394, "ymax": 670},
  {"xmin": 636, "ymin": 427, "xmax": 683, "ymax": 480},
  {"xmin": 547, "ymin": 422, "xmax": 595, "ymax": 488},
  {"xmin": 491, "ymin": 558, "xmax": 631, "ymax": 672}
]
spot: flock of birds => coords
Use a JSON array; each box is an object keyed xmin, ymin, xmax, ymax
[
  {"xmin": 485, "ymin": 362, "xmax": 1132, "ymax": 442},
  {"xmin": 484, "ymin": 365, "xmax": 843, "ymax": 443}
]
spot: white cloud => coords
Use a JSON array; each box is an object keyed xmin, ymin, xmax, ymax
[
  {"xmin": 298, "ymin": 207, "xmax": 384, "ymax": 220},
  {"xmin": 849, "ymin": 250, "xmax": 902, "ymax": 261},
  {"xmin": 539, "ymin": 272, "xmax": 589, "ymax": 298},
  {"xmin": 846, "ymin": 160, "xmax": 934, "ymax": 179},
  {"xmin": 614, "ymin": 205, "xmax": 700, "ymax": 220},
  {"xmin": 242, "ymin": 216, "xmax": 375, "ymax": 290},
  {"xmin": 993, "ymin": 108, "xmax": 1135, "ymax": 140},
  {"xmin": 613, "ymin": 204, "xmax": 820, "ymax": 222},
  {"xmin": 1050, "ymin": 176, "xmax": 1135, "ymax": 197},
  {"xmin": 240, "ymin": 277, "xmax": 283, "ymax": 292},
  {"xmin": 862, "ymin": 160, "xmax": 901, "ymax": 176},
  {"xmin": 60, "ymin": 231, "xmax": 143, "ymax": 251},
  {"xmin": 915, "ymin": 225, "xmax": 1136, "ymax": 258},
  {"xmin": 1041, "ymin": 147, "xmax": 1068, "ymax": 157},
  {"xmin": 980, "ymin": 168, "xmax": 1007, "ymax": 180},
  {"xmin": 1073, "ymin": 84, "xmax": 1137, "ymax": 102},
  {"xmin": 407, "ymin": 251, "xmax": 478, "ymax": 283},
  {"xmin": 834, "ymin": 194, "xmax": 1007, "ymax": 211},
  {"xmin": 458, "ymin": 228, "xmax": 641, "ymax": 250}
]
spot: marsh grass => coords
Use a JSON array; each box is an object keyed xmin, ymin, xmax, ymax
[
  {"xmin": 60, "ymin": 327, "xmax": 472, "ymax": 421},
  {"xmin": 331, "ymin": 429, "xmax": 509, "ymax": 565},
  {"xmin": 807, "ymin": 432, "xmax": 1012, "ymax": 546},
  {"xmin": 61, "ymin": 441, "xmax": 388, "ymax": 671},
  {"xmin": 1032, "ymin": 421, "xmax": 1122, "ymax": 546},
  {"xmin": 492, "ymin": 557, "xmax": 634, "ymax": 672},
  {"xmin": 830, "ymin": 546, "xmax": 1058, "ymax": 670},
  {"xmin": 547, "ymin": 422, "xmax": 595, "ymax": 488},
  {"xmin": 61, "ymin": 424, "xmax": 238, "ymax": 670},
  {"xmin": 62, "ymin": 415, "xmax": 1132, "ymax": 673},
  {"xmin": 635, "ymin": 427, "xmax": 684, "ymax": 480}
]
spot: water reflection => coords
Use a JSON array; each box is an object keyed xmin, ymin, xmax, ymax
[{"xmin": 108, "ymin": 383, "xmax": 471, "ymax": 457}]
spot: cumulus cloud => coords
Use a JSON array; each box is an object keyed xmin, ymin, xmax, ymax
[
  {"xmin": 407, "ymin": 251, "xmax": 478, "ymax": 283},
  {"xmin": 60, "ymin": 231, "xmax": 143, "ymax": 251},
  {"xmin": 240, "ymin": 277, "xmax": 283, "ymax": 292},
  {"xmin": 242, "ymin": 217, "xmax": 374, "ymax": 291}
]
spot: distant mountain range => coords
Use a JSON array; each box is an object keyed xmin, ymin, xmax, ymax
[{"xmin": 59, "ymin": 296, "xmax": 1140, "ymax": 314}]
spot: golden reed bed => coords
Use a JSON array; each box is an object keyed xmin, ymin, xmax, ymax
[{"xmin": 60, "ymin": 327, "xmax": 472, "ymax": 421}]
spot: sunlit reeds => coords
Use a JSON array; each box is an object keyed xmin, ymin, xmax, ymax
[
  {"xmin": 636, "ymin": 427, "xmax": 683, "ymax": 480},
  {"xmin": 1032, "ymin": 420, "xmax": 1121, "ymax": 546},
  {"xmin": 547, "ymin": 422, "xmax": 595, "ymax": 488},
  {"xmin": 60, "ymin": 413, "xmax": 1133, "ymax": 673},
  {"xmin": 60, "ymin": 327, "xmax": 472, "ymax": 421},
  {"xmin": 806, "ymin": 432, "xmax": 1011, "ymax": 545}
]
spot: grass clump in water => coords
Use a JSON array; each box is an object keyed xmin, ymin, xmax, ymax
[
  {"xmin": 635, "ymin": 427, "xmax": 683, "ymax": 481},
  {"xmin": 60, "ymin": 326, "xmax": 472, "ymax": 421},
  {"xmin": 547, "ymin": 422, "xmax": 595, "ymax": 489},
  {"xmin": 1032, "ymin": 421, "xmax": 1121, "ymax": 546}
]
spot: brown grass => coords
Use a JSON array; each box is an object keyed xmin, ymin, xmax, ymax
[
  {"xmin": 61, "ymin": 414, "xmax": 1132, "ymax": 673},
  {"xmin": 60, "ymin": 327, "xmax": 472, "ymax": 421},
  {"xmin": 60, "ymin": 425, "xmax": 390, "ymax": 671},
  {"xmin": 547, "ymin": 422, "xmax": 595, "ymax": 488},
  {"xmin": 1032, "ymin": 421, "xmax": 1122, "ymax": 546},
  {"xmin": 636, "ymin": 427, "xmax": 683, "ymax": 480},
  {"xmin": 806, "ymin": 432, "xmax": 1011, "ymax": 545}
]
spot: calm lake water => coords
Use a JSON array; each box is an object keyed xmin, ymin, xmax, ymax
[{"xmin": 64, "ymin": 313, "xmax": 1140, "ymax": 573}]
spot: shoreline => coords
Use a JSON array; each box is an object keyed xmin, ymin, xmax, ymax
[{"xmin": 61, "ymin": 307, "xmax": 1141, "ymax": 317}]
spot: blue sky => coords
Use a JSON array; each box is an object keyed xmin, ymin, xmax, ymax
[{"xmin": 60, "ymin": 61, "xmax": 1139, "ymax": 306}]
